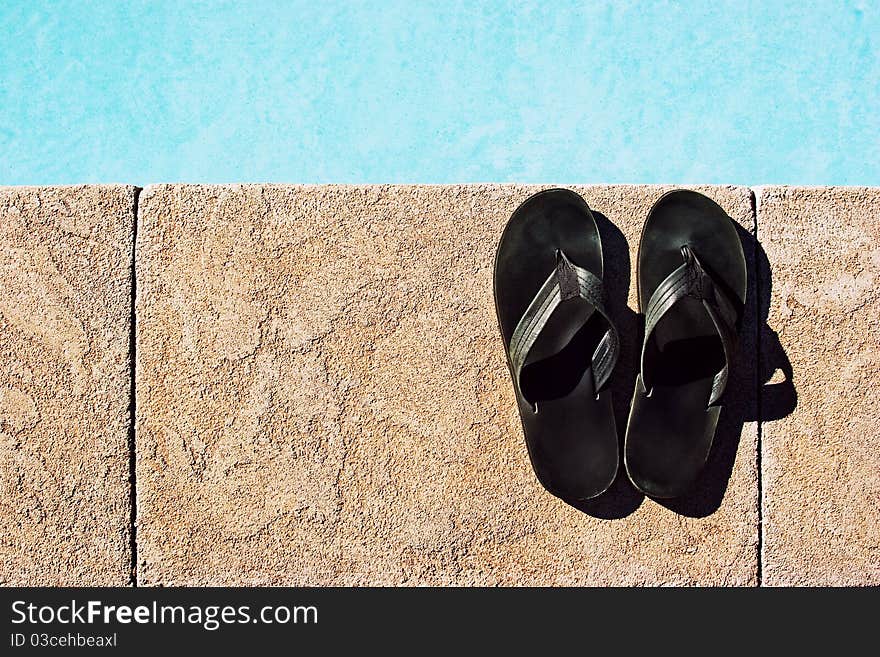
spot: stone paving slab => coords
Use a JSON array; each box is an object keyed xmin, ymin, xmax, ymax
[
  {"xmin": 0, "ymin": 186, "xmax": 134, "ymax": 585},
  {"xmin": 758, "ymin": 187, "xmax": 880, "ymax": 586},
  {"xmin": 136, "ymin": 184, "xmax": 758, "ymax": 586}
]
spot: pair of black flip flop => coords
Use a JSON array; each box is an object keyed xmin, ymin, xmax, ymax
[{"xmin": 494, "ymin": 189, "xmax": 746, "ymax": 500}]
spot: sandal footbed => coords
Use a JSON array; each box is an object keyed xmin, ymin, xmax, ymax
[
  {"xmin": 494, "ymin": 189, "xmax": 618, "ymax": 500},
  {"xmin": 625, "ymin": 190, "xmax": 747, "ymax": 498}
]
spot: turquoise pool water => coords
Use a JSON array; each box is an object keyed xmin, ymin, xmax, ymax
[{"xmin": 1, "ymin": 1, "xmax": 877, "ymax": 185}]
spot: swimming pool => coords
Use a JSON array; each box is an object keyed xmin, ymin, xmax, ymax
[{"xmin": 1, "ymin": 1, "xmax": 877, "ymax": 185}]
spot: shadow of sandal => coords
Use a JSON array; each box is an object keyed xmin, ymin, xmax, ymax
[
  {"xmin": 658, "ymin": 223, "xmax": 796, "ymax": 517},
  {"xmin": 572, "ymin": 211, "xmax": 643, "ymax": 519}
]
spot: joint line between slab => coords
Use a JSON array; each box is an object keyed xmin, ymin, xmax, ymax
[
  {"xmin": 128, "ymin": 187, "xmax": 141, "ymax": 587},
  {"xmin": 750, "ymin": 187, "xmax": 764, "ymax": 587}
]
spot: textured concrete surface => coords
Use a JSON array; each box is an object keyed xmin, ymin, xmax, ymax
[
  {"xmin": 0, "ymin": 186, "xmax": 134, "ymax": 585},
  {"xmin": 136, "ymin": 184, "xmax": 758, "ymax": 586},
  {"xmin": 758, "ymin": 187, "xmax": 880, "ymax": 586}
]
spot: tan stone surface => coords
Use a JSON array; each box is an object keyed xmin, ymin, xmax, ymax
[
  {"xmin": 0, "ymin": 186, "xmax": 134, "ymax": 585},
  {"xmin": 136, "ymin": 184, "xmax": 757, "ymax": 586},
  {"xmin": 758, "ymin": 187, "xmax": 880, "ymax": 586}
]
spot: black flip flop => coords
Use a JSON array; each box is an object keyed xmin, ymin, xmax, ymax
[
  {"xmin": 494, "ymin": 189, "xmax": 620, "ymax": 501},
  {"xmin": 625, "ymin": 190, "xmax": 747, "ymax": 498}
]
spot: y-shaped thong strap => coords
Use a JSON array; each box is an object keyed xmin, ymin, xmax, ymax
[
  {"xmin": 508, "ymin": 250, "xmax": 619, "ymax": 401},
  {"xmin": 641, "ymin": 245, "xmax": 738, "ymax": 406}
]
